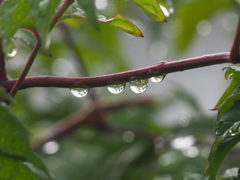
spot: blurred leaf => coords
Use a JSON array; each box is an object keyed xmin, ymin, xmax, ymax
[
  {"xmin": 0, "ymin": 152, "xmax": 38, "ymax": 180},
  {"xmin": 131, "ymin": 0, "xmax": 166, "ymax": 22},
  {"xmin": 76, "ymin": 0, "xmax": 99, "ymax": 29},
  {"xmin": 213, "ymin": 65, "xmax": 240, "ymax": 110},
  {"xmin": 175, "ymin": 0, "xmax": 232, "ymax": 51},
  {"xmin": 0, "ymin": 104, "xmax": 52, "ymax": 180},
  {"xmin": 207, "ymin": 101, "xmax": 240, "ymax": 180}
]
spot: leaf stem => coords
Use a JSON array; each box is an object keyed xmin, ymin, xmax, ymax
[
  {"xmin": 51, "ymin": 0, "xmax": 74, "ymax": 29},
  {"xmin": 0, "ymin": 38, "xmax": 7, "ymax": 80},
  {"xmin": 9, "ymin": 29, "xmax": 42, "ymax": 97},
  {"xmin": 230, "ymin": 13, "xmax": 240, "ymax": 63},
  {"xmin": 1, "ymin": 52, "xmax": 230, "ymax": 91}
]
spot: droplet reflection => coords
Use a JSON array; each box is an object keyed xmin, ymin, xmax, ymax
[
  {"xmin": 107, "ymin": 84, "xmax": 125, "ymax": 94},
  {"xmin": 150, "ymin": 74, "xmax": 166, "ymax": 83},
  {"xmin": 71, "ymin": 88, "xmax": 89, "ymax": 98},
  {"xmin": 7, "ymin": 40, "xmax": 17, "ymax": 59},
  {"xmin": 130, "ymin": 79, "xmax": 148, "ymax": 94}
]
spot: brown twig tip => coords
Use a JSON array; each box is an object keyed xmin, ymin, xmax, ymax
[{"xmin": 230, "ymin": 13, "xmax": 240, "ymax": 63}]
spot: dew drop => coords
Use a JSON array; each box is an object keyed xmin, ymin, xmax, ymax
[
  {"xmin": 70, "ymin": 88, "xmax": 89, "ymax": 98},
  {"xmin": 6, "ymin": 40, "xmax": 17, "ymax": 59},
  {"xmin": 107, "ymin": 84, "xmax": 125, "ymax": 94},
  {"xmin": 130, "ymin": 79, "xmax": 148, "ymax": 94},
  {"xmin": 150, "ymin": 74, "xmax": 167, "ymax": 83}
]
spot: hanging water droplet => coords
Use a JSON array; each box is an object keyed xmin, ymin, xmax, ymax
[
  {"xmin": 107, "ymin": 84, "xmax": 125, "ymax": 94},
  {"xmin": 130, "ymin": 79, "xmax": 148, "ymax": 94},
  {"xmin": 70, "ymin": 88, "xmax": 89, "ymax": 98},
  {"xmin": 6, "ymin": 39, "xmax": 17, "ymax": 59},
  {"xmin": 150, "ymin": 74, "xmax": 167, "ymax": 83}
]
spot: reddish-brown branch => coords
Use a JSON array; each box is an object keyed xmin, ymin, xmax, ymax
[
  {"xmin": 0, "ymin": 52, "xmax": 230, "ymax": 91},
  {"xmin": 32, "ymin": 97, "xmax": 155, "ymax": 150},
  {"xmin": 230, "ymin": 13, "xmax": 240, "ymax": 63},
  {"xmin": 9, "ymin": 29, "xmax": 42, "ymax": 97},
  {"xmin": 0, "ymin": 38, "xmax": 7, "ymax": 80},
  {"xmin": 51, "ymin": 0, "xmax": 74, "ymax": 29}
]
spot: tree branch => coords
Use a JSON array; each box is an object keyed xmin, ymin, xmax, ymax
[
  {"xmin": 230, "ymin": 13, "xmax": 240, "ymax": 63},
  {"xmin": 32, "ymin": 97, "xmax": 155, "ymax": 150},
  {"xmin": 0, "ymin": 52, "xmax": 230, "ymax": 91},
  {"xmin": 0, "ymin": 38, "xmax": 7, "ymax": 80},
  {"xmin": 9, "ymin": 29, "xmax": 41, "ymax": 97},
  {"xmin": 51, "ymin": 0, "xmax": 74, "ymax": 29}
]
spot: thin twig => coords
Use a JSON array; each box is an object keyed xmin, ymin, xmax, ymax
[
  {"xmin": 0, "ymin": 38, "xmax": 7, "ymax": 80},
  {"xmin": 1, "ymin": 52, "xmax": 230, "ymax": 91},
  {"xmin": 230, "ymin": 13, "xmax": 240, "ymax": 63},
  {"xmin": 32, "ymin": 97, "xmax": 156, "ymax": 150},
  {"xmin": 51, "ymin": 0, "xmax": 74, "ymax": 29},
  {"xmin": 9, "ymin": 29, "xmax": 42, "ymax": 97}
]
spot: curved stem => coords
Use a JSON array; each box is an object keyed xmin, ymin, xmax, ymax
[
  {"xmin": 230, "ymin": 13, "xmax": 240, "ymax": 63},
  {"xmin": 51, "ymin": 0, "xmax": 74, "ymax": 29},
  {"xmin": 9, "ymin": 30, "xmax": 42, "ymax": 97},
  {"xmin": 1, "ymin": 52, "xmax": 230, "ymax": 91}
]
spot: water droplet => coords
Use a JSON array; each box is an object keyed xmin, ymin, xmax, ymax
[
  {"xmin": 70, "ymin": 88, "xmax": 89, "ymax": 98},
  {"xmin": 150, "ymin": 74, "xmax": 167, "ymax": 83},
  {"xmin": 6, "ymin": 39, "xmax": 17, "ymax": 59},
  {"xmin": 107, "ymin": 84, "xmax": 125, "ymax": 94},
  {"xmin": 130, "ymin": 79, "xmax": 148, "ymax": 94}
]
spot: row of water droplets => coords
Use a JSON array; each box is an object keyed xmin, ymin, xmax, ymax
[{"xmin": 70, "ymin": 74, "xmax": 167, "ymax": 98}]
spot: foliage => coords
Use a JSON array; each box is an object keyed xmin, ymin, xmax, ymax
[{"xmin": 0, "ymin": 0, "xmax": 239, "ymax": 180}]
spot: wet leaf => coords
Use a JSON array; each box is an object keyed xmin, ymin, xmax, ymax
[
  {"xmin": 207, "ymin": 101, "xmax": 240, "ymax": 180},
  {"xmin": 14, "ymin": 28, "xmax": 51, "ymax": 56},
  {"xmin": 0, "ymin": 152, "xmax": 39, "ymax": 180},
  {"xmin": 107, "ymin": 14, "xmax": 144, "ymax": 37},
  {"xmin": 213, "ymin": 65, "xmax": 240, "ymax": 110},
  {"xmin": 0, "ymin": 104, "xmax": 52, "ymax": 180},
  {"xmin": 60, "ymin": 13, "xmax": 144, "ymax": 37}
]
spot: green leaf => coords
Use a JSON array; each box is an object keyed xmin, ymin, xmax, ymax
[
  {"xmin": 106, "ymin": 14, "xmax": 144, "ymax": 37},
  {"xmin": 60, "ymin": 13, "xmax": 144, "ymax": 37},
  {"xmin": 0, "ymin": 152, "xmax": 38, "ymax": 180},
  {"xmin": 0, "ymin": 0, "xmax": 30, "ymax": 51},
  {"xmin": 213, "ymin": 65, "xmax": 240, "ymax": 110},
  {"xmin": 175, "ymin": 0, "xmax": 232, "ymax": 51},
  {"xmin": 23, "ymin": 0, "xmax": 61, "ymax": 44},
  {"xmin": 14, "ymin": 29, "xmax": 51, "ymax": 56},
  {"xmin": 131, "ymin": 0, "xmax": 166, "ymax": 22},
  {"xmin": 0, "ymin": 104, "xmax": 52, "ymax": 179},
  {"xmin": 76, "ymin": 0, "xmax": 99, "ymax": 29},
  {"xmin": 207, "ymin": 101, "xmax": 240, "ymax": 180}
]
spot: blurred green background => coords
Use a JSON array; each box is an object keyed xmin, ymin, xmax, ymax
[{"xmin": 6, "ymin": 0, "xmax": 240, "ymax": 179}]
